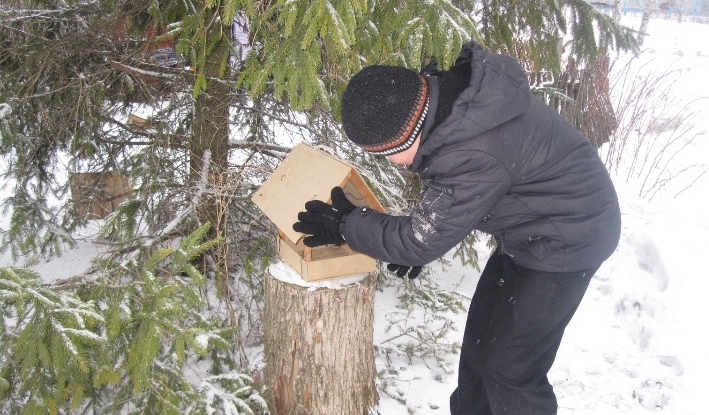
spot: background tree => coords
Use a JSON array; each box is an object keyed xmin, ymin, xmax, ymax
[
  {"xmin": 639, "ymin": 0, "xmax": 657, "ymax": 43},
  {"xmin": 1, "ymin": 0, "xmax": 639, "ymax": 412}
]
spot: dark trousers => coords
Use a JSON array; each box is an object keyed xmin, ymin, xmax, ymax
[{"xmin": 450, "ymin": 253, "xmax": 597, "ymax": 415}]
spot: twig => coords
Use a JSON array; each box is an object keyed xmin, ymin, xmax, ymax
[{"xmin": 674, "ymin": 166, "xmax": 709, "ymax": 199}]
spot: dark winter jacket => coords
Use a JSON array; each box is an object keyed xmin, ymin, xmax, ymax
[{"xmin": 342, "ymin": 42, "xmax": 621, "ymax": 273}]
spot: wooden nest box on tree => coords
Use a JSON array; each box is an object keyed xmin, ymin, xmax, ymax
[
  {"xmin": 252, "ymin": 143, "xmax": 384, "ymax": 282},
  {"xmin": 69, "ymin": 171, "xmax": 132, "ymax": 220}
]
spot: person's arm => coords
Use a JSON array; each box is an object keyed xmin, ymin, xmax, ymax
[{"xmin": 342, "ymin": 150, "xmax": 511, "ymax": 266}]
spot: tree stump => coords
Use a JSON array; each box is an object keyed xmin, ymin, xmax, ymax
[{"xmin": 263, "ymin": 267, "xmax": 378, "ymax": 415}]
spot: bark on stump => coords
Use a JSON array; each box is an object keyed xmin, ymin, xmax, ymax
[{"xmin": 263, "ymin": 272, "xmax": 378, "ymax": 415}]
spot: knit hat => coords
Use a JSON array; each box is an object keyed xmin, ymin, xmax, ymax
[{"xmin": 341, "ymin": 65, "xmax": 429, "ymax": 155}]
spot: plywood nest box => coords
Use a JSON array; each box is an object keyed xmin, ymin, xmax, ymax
[
  {"xmin": 69, "ymin": 171, "xmax": 132, "ymax": 220},
  {"xmin": 252, "ymin": 143, "xmax": 385, "ymax": 282}
]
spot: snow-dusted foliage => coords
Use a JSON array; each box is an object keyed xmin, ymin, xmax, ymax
[{"xmin": 0, "ymin": 225, "xmax": 267, "ymax": 414}]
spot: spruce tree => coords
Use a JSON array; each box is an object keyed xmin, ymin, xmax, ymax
[
  {"xmin": 1, "ymin": 225, "xmax": 269, "ymax": 414},
  {"xmin": 0, "ymin": 1, "xmax": 637, "ymax": 259}
]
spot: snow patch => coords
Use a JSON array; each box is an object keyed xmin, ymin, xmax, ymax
[
  {"xmin": 267, "ymin": 260, "xmax": 369, "ymax": 290},
  {"xmin": 0, "ymin": 103, "xmax": 10, "ymax": 119}
]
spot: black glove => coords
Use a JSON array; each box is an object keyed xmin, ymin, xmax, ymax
[
  {"xmin": 387, "ymin": 263, "xmax": 423, "ymax": 280},
  {"xmin": 292, "ymin": 186, "xmax": 356, "ymax": 247}
]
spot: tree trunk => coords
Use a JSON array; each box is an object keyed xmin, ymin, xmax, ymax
[
  {"xmin": 191, "ymin": 22, "xmax": 231, "ymax": 181},
  {"xmin": 190, "ymin": 21, "xmax": 231, "ymax": 263},
  {"xmin": 263, "ymin": 271, "xmax": 378, "ymax": 415},
  {"xmin": 639, "ymin": 0, "xmax": 656, "ymax": 44},
  {"xmin": 612, "ymin": 0, "xmax": 622, "ymax": 23}
]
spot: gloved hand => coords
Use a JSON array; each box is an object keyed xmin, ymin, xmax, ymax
[
  {"xmin": 292, "ymin": 186, "xmax": 356, "ymax": 247},
  {"xmin": 387, "ymin": 263, "xmax": 423, "ymax": 280}
]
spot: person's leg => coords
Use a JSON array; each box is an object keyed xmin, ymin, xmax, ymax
[
  {"xmin": 480, "ymin": 258, "xmax": 597, "ymax": 415},
  {"xmin": 451, "ymin": 254, "xmax": 597, "ymax": 415},
  {"xmin": 450, "ymin": 253, "xmax": 505, "ymax": 415}
]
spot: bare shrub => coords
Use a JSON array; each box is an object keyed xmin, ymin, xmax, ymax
[{"xmin": 604, "ymin": 55, "xmax": 706, "ymax": 201}]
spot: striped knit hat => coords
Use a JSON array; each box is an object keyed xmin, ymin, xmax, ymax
[{"xmin": 341, "ymin": 65, "xmax": 429, "ymax": 155}]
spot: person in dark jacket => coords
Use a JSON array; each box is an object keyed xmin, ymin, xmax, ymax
[{"xmin": 293, "ymin": 41, "xmax": 621, "ymax": 415}]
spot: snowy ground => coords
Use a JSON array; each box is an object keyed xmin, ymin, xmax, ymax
[{"xmin": 2, "ymin": 14, "xmax": 708, "ymax": 415}]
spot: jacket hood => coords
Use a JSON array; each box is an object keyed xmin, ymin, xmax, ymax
[{"xmin": 413, "ymin": 42, "xmax": 531, "ymax": 168}]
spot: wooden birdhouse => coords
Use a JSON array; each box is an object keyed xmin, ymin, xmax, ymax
[
  {"xmin": 69, "ymin": 171, "xmax": 132, "ymax": 220},
  {"xmin": 252, "ymin": 143, "xmax": 385, "ymax": 282}
]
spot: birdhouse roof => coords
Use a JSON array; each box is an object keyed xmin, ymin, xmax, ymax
[{"xmin": 251, "ymin": 143, "xmax": 385, "ymax": 244}]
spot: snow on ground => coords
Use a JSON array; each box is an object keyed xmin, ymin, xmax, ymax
[{"xmin": 1, "ymin": 14, "xmax": 708, "ymax": 415}]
